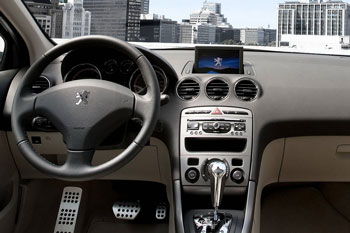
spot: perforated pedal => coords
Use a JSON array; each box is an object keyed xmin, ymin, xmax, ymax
[
  {"xmin": 112, "ymin": 201, "xmax": 141, "ymax": 220},
  {"xmin": 53, "ymin": 187, "xmax": 82, "ymax": 233},
  {"xmin": 155, "ymin": 203, "xmax": 167, "ymax": 220}
]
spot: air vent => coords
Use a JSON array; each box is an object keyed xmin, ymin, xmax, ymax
[
  {"xmin": 206, "ymin": 79, "xmax": 229, "ymax": 101},
  {"xmin": 176, "ymin": 79, "xmax": 200, "ymax": 101},
  {"xmin": 31, "ymin": 76, "xmax": 51, "ymax": 94},
  {"xmin": 234, "ymin": 79, "xmax": 259, "ymax": 101}
]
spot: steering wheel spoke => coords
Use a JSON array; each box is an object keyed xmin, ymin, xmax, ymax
[
  {"xmin": 133, "ymin": 93, "xmax": 153, "ymax": 119},
  {"xmin": 64, "ymin": 149, "xmax": 94, "ymax": 169},
  {"xmin": 17, "ymin": 95, "xmax": 37, "ymax": 117}
]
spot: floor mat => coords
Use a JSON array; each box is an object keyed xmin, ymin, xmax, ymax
[
  {"xmin": 87, "ymin": 218, "xmax": 168, "ymax": 233},
  {"xmin": 261, "ymin": 186, "xmax": 350, "ymax": 233}
]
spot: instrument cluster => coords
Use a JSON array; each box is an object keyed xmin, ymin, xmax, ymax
[{"xmin": 61, "ymin": 48, "xmax": 169, "ymax": 95}]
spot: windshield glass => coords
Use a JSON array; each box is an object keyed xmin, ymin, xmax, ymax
[{"xmin": 23, "ymin": 0, "xmax": 350, "ymax": 54}]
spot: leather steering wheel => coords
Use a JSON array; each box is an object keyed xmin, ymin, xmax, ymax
[{"xmin": 11, "ymin": 36, "xmax": 160, "ymax": 181}]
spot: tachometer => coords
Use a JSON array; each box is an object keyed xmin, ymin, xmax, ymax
[
  {"xmin": 129, "ymin": 66, "xmax": 168, "ymax": 95},
  {"xmin": 64, "ymin": 63, "xmax": 102, "ymax": 82}
]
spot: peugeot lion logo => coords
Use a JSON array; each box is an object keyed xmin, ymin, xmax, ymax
[{"xmin": 76, "ymin": 90, "xmax": 90, "ymax": 105}]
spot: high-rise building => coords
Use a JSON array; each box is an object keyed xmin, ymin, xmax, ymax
[
  {"xmin": 187, "ymin": 1, "xmax": 234, "ymax": 44},
  {"xmin": 179, "ymin": 22, "xmax": 193, "ymax": 43},
  {"xmin": 192, "ymin": 24, "xmax": 216, "ymax": 44},
  {"xmin": 84, "ymin": 11, "xmax": 91, "ymax": 36},
  {"xmin": 202, "ymin": 1, "xmax": 231, "ymax": 28},
  {"xmin": 240, "ymin": 28, "xmax": 265, "ymax": 45},
  {"xmin": 36, "ymin": 15, "xmax": 52, "ymax": 35},
  {"xmin": 216, "ymin": 27, "xmax": 240, "ymax": 43},
  {"xmin": 24, "ymin": 0, "xmax": 64, "ymax": 38},
  {"xmin": 83, "ymin": 0, "xmax": 141, "ymax": 41},
  {"xmin": 141, "ymin": 0, "xmax": 150, "ymax": 14},
  {"xmin": 140, "ymin": 14, "xmax": 179, "ymax": 43},
  {"xmin": 190, "ymin": 9, "xmax": 217, "ymax": 25},
  {"xmin": 277, "ymin": 0, "xmax": 350, "ymax": 46},
  {"xmin": 127, "ymin": 0, "xmax": 142, "ymax": 41},
  {"xmin": 62, "ymin": 0, "xmax": 91, "ymax": 38},
  {"xmin": 203, "ymin": 1, "xmax": 221, "ymax": 14},
  {"xmin": 263, "ymin": 29, "xmax": 277, "ymax": 45}
]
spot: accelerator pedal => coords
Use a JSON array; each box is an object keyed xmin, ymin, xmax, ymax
[
  {"xmin": 53, "ymin": 187, "xmax": 82, "ymax": 233},
  {"xmin": 112, "ymin": 201, "xmax": 141, "ymax": 220}
]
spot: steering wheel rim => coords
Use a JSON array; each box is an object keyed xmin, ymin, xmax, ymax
[{"xmin": 11, "ymin": 35, "xmax": 160, "ymax": 181}]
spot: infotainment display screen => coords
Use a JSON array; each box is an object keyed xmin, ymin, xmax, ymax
[{"xmin": 194, "ymin": 46, "xmax": 243, "ymax": 74}]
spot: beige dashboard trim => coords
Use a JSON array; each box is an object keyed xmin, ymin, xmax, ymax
[{"xmin": 253, "ymin": 136, "xmax": 350, "ymax": 233}]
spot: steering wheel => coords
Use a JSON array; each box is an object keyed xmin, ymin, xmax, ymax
[{"xmin": 11, "ymin": 36, "xmax": 160, "ymax": 181}]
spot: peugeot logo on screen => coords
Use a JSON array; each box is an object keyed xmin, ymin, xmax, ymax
[{"xmin": 76, "ymin": 90, "xmax": 90, "ymax": 106}]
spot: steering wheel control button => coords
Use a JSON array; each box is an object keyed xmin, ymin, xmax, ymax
[
  {"xmin": 113, "ymin": 201, "xmax": 141, "ymax": 220},
  {"xmin": 231, "ymin": 169, "xmax": 244, "ymax": 184},
  {"xmin": 54, "ymin": 187, "xmax": 82, "ymax": 233},
  {"xmin": 32, "ymin": 117, "xmax": 55, "ymax": 131},
  {"xmin": 185, "ymin": 168, "xmax": 200, "ymax": 183}
]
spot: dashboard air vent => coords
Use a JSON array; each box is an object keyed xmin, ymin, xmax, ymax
[
  {"xmin": 176, "ymin": 79, "xmax": 200, "ymax": 101},
  {"xmin": 206, "ymin": 79, "xmax": 229, "ymax": 101},
  {"xmin": 234, "ymin": 79, "xmax": 259, "ymax": 101},
  {"xmin": 31, "ymin": 76, "xmax": 51, "ymax": 94}
]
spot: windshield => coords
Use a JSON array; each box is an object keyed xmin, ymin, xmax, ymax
[{"xmin": 23, "ymin": 0, "xmax": 350, "ymax": 54}]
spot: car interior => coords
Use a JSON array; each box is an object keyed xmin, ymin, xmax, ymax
[{"xmin": 2, "ymin": 1, "xmax": 350, "ymax": 233}]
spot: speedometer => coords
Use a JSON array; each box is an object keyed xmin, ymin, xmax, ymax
[
  {"xmin": 64, "ymin": 63, "xmax": 102, "ymax": 82},
  {"xmin": 129, "ymin": 66, "xmax": 168, "ymax": 95}
]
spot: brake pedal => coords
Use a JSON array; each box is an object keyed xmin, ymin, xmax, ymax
[
  {"xmin": 155, "ymin": 203, "xmax": 167, "ymax": 220},
  {"xmin": 53, "ymin": 187, "xmax": 82, "ymax": 233},
  {"xmin": 112, "ymin": 201, "xmax": 141, "ymax": 220}
]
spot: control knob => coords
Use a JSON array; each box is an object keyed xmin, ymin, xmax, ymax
[{"xmin": 213, "ymin": 122, "xmax": 220, "ymax": 130}]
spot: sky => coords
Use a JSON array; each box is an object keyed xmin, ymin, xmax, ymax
[{"xmin": 149, "ymin": 0, "xmax": 282, "ymax": 29}]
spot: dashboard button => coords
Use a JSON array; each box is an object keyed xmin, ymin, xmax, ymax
[
  {"xmin": 187, "ymin": 122, "xmax": 199, "ymax": 130},
  {"xmin": 185, "ymin": 168, "xmax": 200, "ymax": 183},
  {"xmin": 213, "ymin": 122, "xmax": 220, "ymax": 130},
  {"xmin": 203, "ymin": 123, "xmax": 208, "ymax": 130},
  {"xmin": 231, "ymin": 169, "xmax": 244, "ymax": 183},
  {"xmin": 234, "ymin": 123, "xmax": 246, "ymax": 131}
]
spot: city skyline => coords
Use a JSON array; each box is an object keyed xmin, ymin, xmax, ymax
[{"xmin": 149, "ymin": 0, "xmax": 350, "ymax": 29}]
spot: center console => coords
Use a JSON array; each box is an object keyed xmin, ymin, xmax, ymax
[
  {"xmin": 179, "ymin": 106, "xmax": 253, "ymax": 233},
  {"xmin": 180, "ymin": 106, "xmax": 252, "ymax": 190}
]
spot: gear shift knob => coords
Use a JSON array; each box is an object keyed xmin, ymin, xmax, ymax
[{"xmin": 206, "ymin": 159, "xmax": 229, "ymax": 209}]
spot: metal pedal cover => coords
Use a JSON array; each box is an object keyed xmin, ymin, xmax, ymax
[
  {"xmin": 155, "ymin": 203, "xmax": 167, "ymax": 220},
  {"xmin": 112, "ymin": 201, "xmax": 141, "ymax": 220},
  {"xmin": 54, "ymin": 187, "xmax": 82, "ymax": 233}
]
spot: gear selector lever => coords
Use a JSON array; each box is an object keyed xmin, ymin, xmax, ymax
[{"xmin": 203, "ymin": 159, "xmax": 230, "ymax": 224}]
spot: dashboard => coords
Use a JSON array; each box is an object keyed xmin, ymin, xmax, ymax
[{"xmin": 5, "ymin": 44, "xmax": 350, "ymax": 184}]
